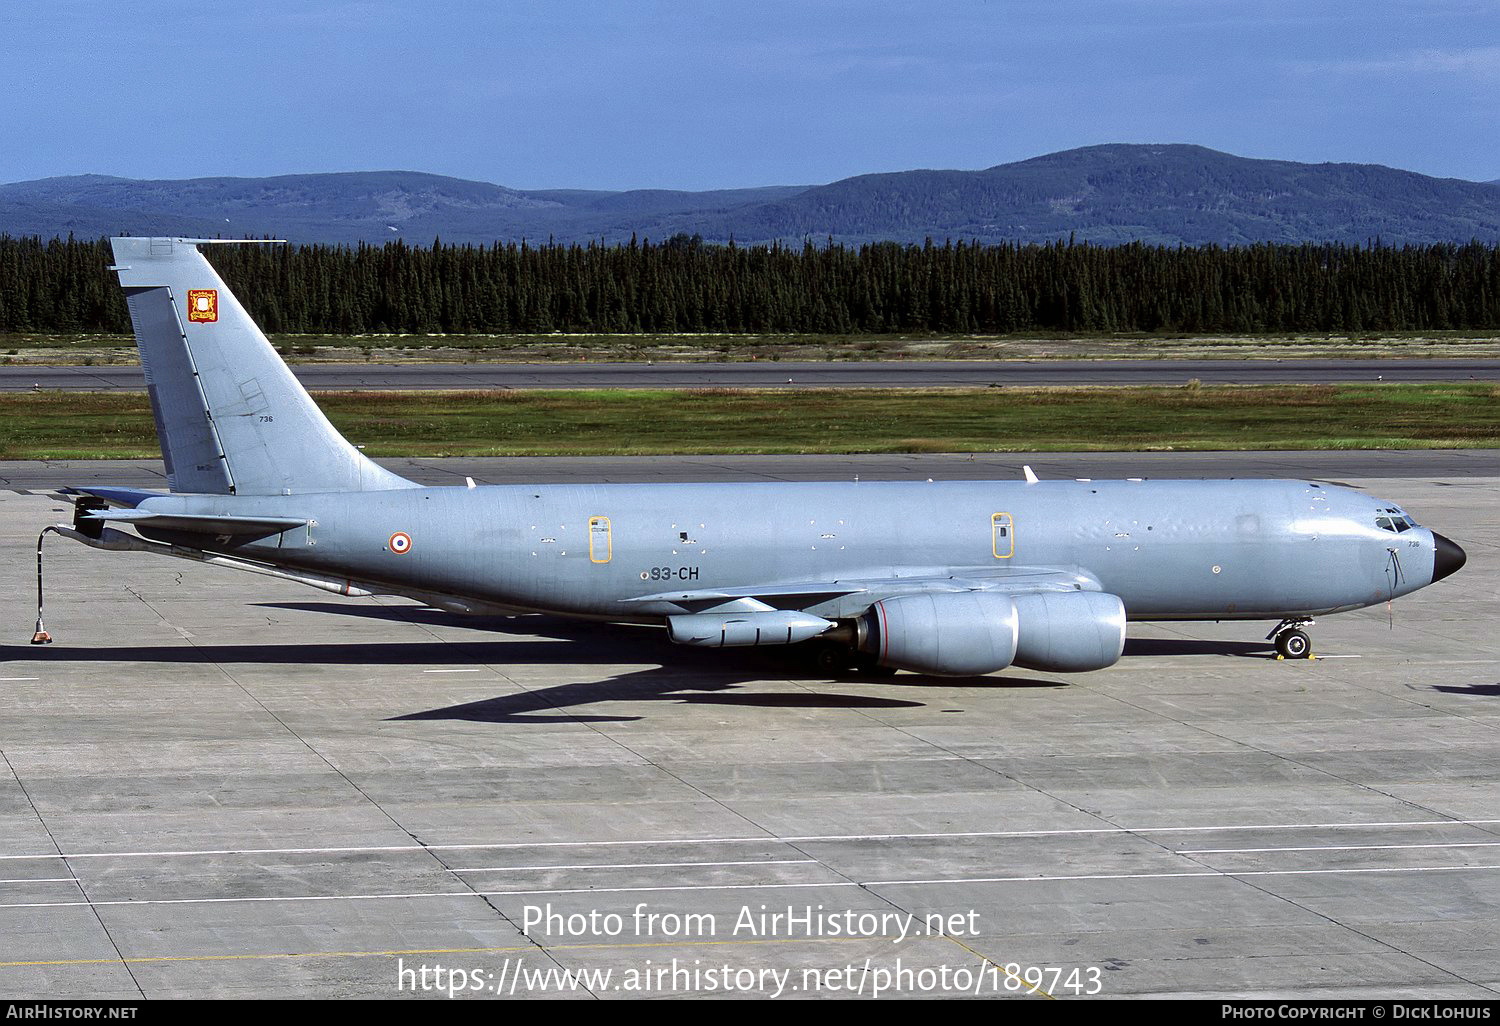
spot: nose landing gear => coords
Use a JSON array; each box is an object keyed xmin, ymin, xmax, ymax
[{"xmin": 1268, "ymin": 619, "xmax": 1315, "ymax": 660}]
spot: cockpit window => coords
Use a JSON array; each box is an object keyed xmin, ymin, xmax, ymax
[{"xmin": 1376, "ymin": 507, "xmax": 1417, "ymax": 533}]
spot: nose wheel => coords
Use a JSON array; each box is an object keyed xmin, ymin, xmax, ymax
[
  {"xmin": 1268, "ymin": 619, "xmax": 1314, "ymax": 660},
  {"xmin": 1275, "ymin": 629, "xmax": 1311, "ymax": 659}
]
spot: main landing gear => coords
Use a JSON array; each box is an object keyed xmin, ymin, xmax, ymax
[
  {"xmin": 1267, "ymin": 618, "xmax": 1315, "ymax": 660},
  {"xmin": 804, "ymin": 639, "xmax": 897, "ymax": 678}
]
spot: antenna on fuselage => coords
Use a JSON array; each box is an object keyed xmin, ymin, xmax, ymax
[{"xmin": 1023, "ymin": 465, "xmax": 1039, "ymax": 484}]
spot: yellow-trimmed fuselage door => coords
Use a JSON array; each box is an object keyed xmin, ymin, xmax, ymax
[
  {"xmin": 589, "ymin": 516, "xmax": 612, "ymax": 563},
  {"xmin": 992, "ymin": 512, "xmax": 1014, "ymax": 559}
]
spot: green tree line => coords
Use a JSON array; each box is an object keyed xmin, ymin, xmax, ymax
[{"xmin": 2, "ymin": 233, "xmax": 1498, "ymax": 335}]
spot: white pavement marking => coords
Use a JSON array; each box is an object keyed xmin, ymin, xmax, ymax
[
  {"xmin": 1178, "ymin": 842, "xmax": 1500, "ymax": 855},
  {"xmin": 0, "ymin": 881, "xmax": 858, "ymax": 910},
  {"xmin": 0, "ymin": 878, "xmax": 77, "ymax": 884},
  {"xmin": 421, "ymin": 668, "xmax": 482, "ymax": 673},
  {"xmin": 449, "ymin": 859, "xmax": 818, "ymax": 873},
  {"xmin": 3, "ymin": 817, "xmax": 1498, "ymax": 862},
  {"xmin": 865, "ymin": 865, "xmax": 1500, "ymax": 887},
  {"xmin": 5, "ymin": 864, "xmax": 1500, "ymax": 911}
]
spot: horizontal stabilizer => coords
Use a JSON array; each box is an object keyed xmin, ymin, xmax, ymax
[
  {"xmin": 81, "ymin": 509, "xmax": 311, "ymax": 536},
  {"xmin": 60, "ymin": 486, "xmax": 165, "ymax": 508}
]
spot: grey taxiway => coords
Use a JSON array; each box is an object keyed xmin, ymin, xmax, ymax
[
  {"xmin": 2, "ymin": 357, "xmax": 1498, "ymax": 393},
  {"xmin": 0, "ymin": 452, "xmax": 1496, "ymax": 999}
]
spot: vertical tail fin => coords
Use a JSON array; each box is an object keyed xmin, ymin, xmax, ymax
[{"xmin": 109, "ymin": 237, "xmax": 415, "ymax": 495}]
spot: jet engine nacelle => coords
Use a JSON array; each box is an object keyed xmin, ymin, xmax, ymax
[
  {"xmin": 1011, "ymin": 591, "xmax": 1127, "ymax": 672},
  {"xmin": 860, "ymin": 592, "xmax": 1019, "ymax": 676}
]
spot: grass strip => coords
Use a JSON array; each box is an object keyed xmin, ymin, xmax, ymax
[{"xmin": 1, "ymin": 384, "xmax": 1496, "ymax": 460}]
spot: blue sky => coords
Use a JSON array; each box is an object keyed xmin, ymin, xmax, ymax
[{"xmin": 3, "ymin": 0, "xmax": 1498, "ymax": 189}]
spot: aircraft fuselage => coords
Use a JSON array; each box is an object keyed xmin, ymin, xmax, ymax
[{"xmin": 129, "ymin": 477, "xmax": 1447, "ymax": 623}]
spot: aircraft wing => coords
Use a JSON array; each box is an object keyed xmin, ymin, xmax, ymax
[{"xmin": 623, "ymin": 564, "xmax": 1100, "ymax": 616}]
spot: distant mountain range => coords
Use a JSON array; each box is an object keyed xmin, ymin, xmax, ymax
[{"xmin": 3, "ymin": 144, "xmax": 1499, "ymax": 247}]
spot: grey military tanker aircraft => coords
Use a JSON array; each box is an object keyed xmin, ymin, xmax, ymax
[{"xmin": 31, "ymin": 238, "xmax": 1467, "ymax": 675}]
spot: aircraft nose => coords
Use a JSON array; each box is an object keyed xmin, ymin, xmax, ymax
[{"xmin": 1432, "ymin": 532, "xmax": 1467, "ymax": 582}]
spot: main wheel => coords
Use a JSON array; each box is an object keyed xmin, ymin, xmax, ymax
[{"xmin": 1276, "ymin": 629, "xmax": 1311, "ymax": 659}]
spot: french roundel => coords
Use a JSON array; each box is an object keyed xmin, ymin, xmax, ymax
[{"xmin": 388, "ymin": 531, "xmax": 412, "ymax": 555}]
